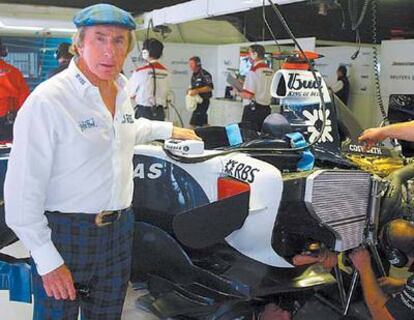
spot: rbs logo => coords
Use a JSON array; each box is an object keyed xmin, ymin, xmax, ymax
[
  {"xmin": 287, "ymin": 73, "xmax": 321, "ymax": 91},
  {"xmin": 224, "ymin": 159, "xmax": 259, "ymax": 183}
]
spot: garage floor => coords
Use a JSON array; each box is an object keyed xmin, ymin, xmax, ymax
[
  {"xmin": 0, "ymin": 242, "xmax": 375, "ymax": 320},
  {"xmin": 0, "ymin": 242, "xmax": 160, "ymax": 320}
]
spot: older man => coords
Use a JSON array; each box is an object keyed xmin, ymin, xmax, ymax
[{"xmin": 4, "ymin": 4, "xmax": 198, "ymax": 320}]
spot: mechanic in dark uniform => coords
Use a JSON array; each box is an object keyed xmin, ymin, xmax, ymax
[
  {"xmin": 332, "ymin": 65, "xmax": 350, "ymax": 105},
  {"xmin": 188, "ymin": 56, "xmax": 214, "ymax": 128},
  {"xmin": 350, "ymin": 219, "xmax": 414, "ymax": 320},
  {"xmin": 48, "ymin": 42, "xmax": 73, "ymax": 78}
]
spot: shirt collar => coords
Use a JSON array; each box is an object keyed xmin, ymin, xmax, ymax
[
  {"xmin": 193, "ymin": 68, "xmax": 202, "ymax": 76},
  {"xmin": 253, "ymin": 60, "xmax": 266, "ymax": 67},
  {"xmin": 67, "ymin": 58, "xmax": 127, "ymax": 97}
]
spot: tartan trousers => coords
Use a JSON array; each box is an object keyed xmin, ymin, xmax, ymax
[{"xmin": 32, "ymin": 210, "xmax": 134, "ymax": 320}]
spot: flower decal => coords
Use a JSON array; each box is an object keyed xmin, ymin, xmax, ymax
[{"xmin": 302, "ymin": 109, "xmax": 333, "ymax": 143}]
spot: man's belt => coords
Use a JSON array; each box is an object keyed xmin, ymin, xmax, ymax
[
  {"xmin": 136, "ymin": 105, "xmax": 165, "ymax": 108},
  {"xmin": 47, "ymin": 209, "xmax": 128, "ymax": 227},
  {"xmin": 95, "ymin": 210, "xmax": 124, "ymax": 227},
  {"xmin": 252, "ymin": 102, "xmax": 270, "ymax": 108}
]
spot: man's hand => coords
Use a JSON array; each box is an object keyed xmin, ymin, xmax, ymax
[
  {"xmin": 359, "ymin": 128, "xmax": 387, "ymax": 150},
  {"xmin": 319, "ymin": 250, "xmax": 339, "ymax": 269},
  {"xmin": 41, "ymin": 264, "xmax": 76, "ymax": 301},
  {"xmin": 259, "ymin": 303, "xmax": 291, "ymax": 320},
  {"xmin": 378, "ymin": 277, "xmax": 407, "ymax": 293},
  {"xmin": 292, "ymin": 250, "xmax": 338, "ymax": 269},
  {"xmin": 188, "ymin": 89, "xmax": 198, "ymax": 96},
  {"xmin": 349, "ymin": 247, "xmax": 371, "ymax": 273},
  {"xmin": 172, "ymin": 127, "xmax": 201, "ymax": 141}
]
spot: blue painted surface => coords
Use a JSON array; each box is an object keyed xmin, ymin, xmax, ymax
[{"xmin": 133, "ymin": 155, "xmax": 209, "ymax": 216}]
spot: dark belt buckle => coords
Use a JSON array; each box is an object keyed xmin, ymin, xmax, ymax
[
  {"xmin": 74, "ymin": 283, "xmax": 90, "ymax": 298},
  {"xmin": 95, "ymin": 211, "xmax": 120, "ymax": 227}
]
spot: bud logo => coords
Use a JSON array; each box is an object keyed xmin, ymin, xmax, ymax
[
  {"xmin": 288, "ymin": 73, "xmax": 322, "ymax": 91},
  {"xmin": 303, "ymin": 109, "xmax": 333, "ymax": 143}
]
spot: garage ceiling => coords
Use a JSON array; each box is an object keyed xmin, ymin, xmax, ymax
[
  {"xmin": 223, "ymin": 0, "xmax": 414, "ymax": 43},
  {"xmin": 0, "ymin": 0, "xmax": 412, "ymax": 42},
  {"xmin": 0, "ymin": 0, "xmax": 192, "ymax": 15}
]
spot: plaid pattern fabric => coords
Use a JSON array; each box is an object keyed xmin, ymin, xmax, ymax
[
  {"xmin": 32, "ymin": 210, "xmax": 134, "ymax": 320},
  {"xmin": 73, "ymin": 4, "xmax": 136, "ymax": 30}
]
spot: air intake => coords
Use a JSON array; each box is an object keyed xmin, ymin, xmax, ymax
[{"xmin": 305, "ymin": 170, "xmax": 371, "ymax": 251}]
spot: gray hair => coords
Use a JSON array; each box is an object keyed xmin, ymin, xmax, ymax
[{"xmin": 71, "ymin": 26, "xmax": 136, "ymax": 56}]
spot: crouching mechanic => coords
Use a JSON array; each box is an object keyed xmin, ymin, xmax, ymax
[
  {"xmin": 350, "ymin": 219, "xmax": 414, "ymax": 320},
  {"xmin": 4, "ymin": 4, "xmax": 199, "ymax": 320}
]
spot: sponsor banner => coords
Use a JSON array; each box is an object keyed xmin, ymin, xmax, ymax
[
  {"xmin": 271, "ymin": 69, "xmax": 330, "ymax": 103},
  {"xmin": 381, "ymin": 40, "xmax": 414, "ymax": 97}
]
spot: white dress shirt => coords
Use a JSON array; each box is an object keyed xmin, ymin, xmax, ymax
[
  {"xmin": 4, "ymin": 59, "xmax": 173, "ymax": 275},
  {"xmin": 242, "ymin": 60, "xmax": 274, "ymax": 106},
  {"xmin": 128, "ymin": 60, "xmax": 170, "ymax": 107},
  {"xmin": 332, "ymin": 79, "xmax": 344, "ymax": 93}
]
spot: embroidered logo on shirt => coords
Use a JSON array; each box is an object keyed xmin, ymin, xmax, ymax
[
  {"xmin": 121, "ymin": 114, "xmax": 134, "ymax": 124},
  {"xmin": 79, "ymin": 118, "xmax": 97, "ymax": 131},
  {"xmin": 75, "ymin": 73, "xmax": 86, "ymax": 86}
]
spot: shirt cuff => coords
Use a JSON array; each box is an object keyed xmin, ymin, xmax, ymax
[
  {"xmin": 30, "ymin": 241, "xmax": 64, "ymax": 276},
  {"xmin": 151, "ymin": 121, "xmax": 173, "ymax": 140}
]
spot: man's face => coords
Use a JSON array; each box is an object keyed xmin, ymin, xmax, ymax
[
  {"xmin": 188, "ymin": 60, "xmax": 198, "ymax": 73},
  {"xmin": 78, "ymin": 25, "xmax": 129, "ymax": 81},
  {"xmin": 249, "ymin": 48, "xmax": 258, "ymax": 62}
]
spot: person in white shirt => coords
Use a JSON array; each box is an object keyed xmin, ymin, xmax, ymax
[
  {"xmin": 239, "ymin": 44, "xmax": 274, "ymax": 131},
  {"xmin": 4, "ymin": 4, "xmax": 198, "ymax": 319},
  {"xmin": 129, "ymin": 38, "xmax": 170, "ymax": 121}
]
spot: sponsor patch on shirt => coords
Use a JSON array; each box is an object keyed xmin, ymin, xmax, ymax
[
  {"xmin": 121, "ymin": 114, "xmax": 134, "ymax": 124},
  {"xmin": 79, "ymin": 118, "xmax": 97, "ymax": 131},
  {"xmin": 75, "ymin": 73, "xmax": 86, "ymax": 85}
]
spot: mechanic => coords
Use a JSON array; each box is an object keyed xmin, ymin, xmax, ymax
[
  {"xmin": 188, "ymin": 56, "xmax": 214, "ymax": 128},
  {"xmin": 0, "ymin": 37, "xmax": 30, "ymax": 141},
  {"xmin": 332, "ymin": 65, "xmax": 350, "ymax": 105},
  {"xmin": 350, "ymin": 219, "xmax": 414, "ymax": 320},
  {"xmin": 4, "ymin": 4, "xmax": 198, "ymax": 320},
  {"xmin": 360, "ymin": 118, "xmax": 414, "ymax": 149},
  {"xmin": 239, "ymin": 44, "xmax": 274, "ymax": 132},
  {"xmin": 48, "ymin": 42, "xmax": 74, "ymax": 78},
  {"xmin": 129, "ymin": 38, "xmax": 170, "ymax": 121}
]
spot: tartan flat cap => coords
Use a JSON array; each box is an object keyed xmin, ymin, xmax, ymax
[{"xmin": 73, "ymin": 4, "xmax": 136, "ymax": 30}]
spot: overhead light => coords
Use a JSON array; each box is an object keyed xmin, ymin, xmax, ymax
[
  {"xmin": 48, "ymin": 27, "xmax": 77, "ymax": 33},
  {"xmin": 1, "ymin": 25, "xmax": 43, "ymax": 31}
]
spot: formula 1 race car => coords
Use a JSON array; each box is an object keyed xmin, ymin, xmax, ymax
[
  {"xmin": 0, "ymin": 52, "xmax": 409, "ymax": 318},
  {"xmin": 129, "ymin": 53, "xmax": 405, "ymax": 319}
]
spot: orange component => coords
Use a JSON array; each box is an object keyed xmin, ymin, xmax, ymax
[
  {"xmin": 0, "ymin": 60, "xmax": 30, "ymax": 117},
  {"xmin": 293, "ymin": 51, "xmax": 324, "ymax": 60},
  {"xmin": 281, "ymin": 62, "xmax": 310, "ymax": 70},
  {"xmin": 217, "ymin": 177, "xmax": 250, "ymax": 200}
]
